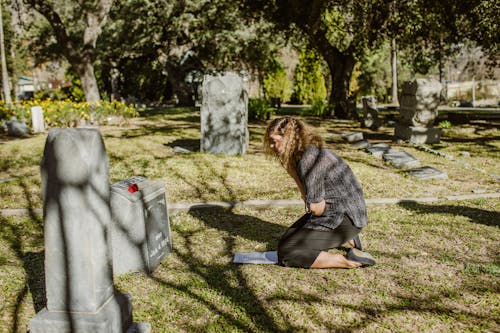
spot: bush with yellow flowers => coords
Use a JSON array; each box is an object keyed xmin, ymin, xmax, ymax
[{"xmin": 0, "ymin": 99, "xmax": 138, "ymax": 128}]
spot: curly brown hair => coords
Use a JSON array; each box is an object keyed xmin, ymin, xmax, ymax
[{"xmin": 263, "ymin": 116, "xmax": 324, "ymax": 174}]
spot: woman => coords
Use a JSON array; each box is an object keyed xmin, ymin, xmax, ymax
[{"xmin": 264, "ymin": 116, "xmax": 376, "ymax": 269}]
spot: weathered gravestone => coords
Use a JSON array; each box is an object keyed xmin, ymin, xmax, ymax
[
  {"xmin": 383, "ymin": 150, "xmax": 420, "ymax": 168},
  {"xmin": 366, "ymin": 142, "xmax": 391, "ymax": 158},
  {"xmin": 5, "ymin": 118, "xmax": 30, "ymax": 137},
  {"xmin": 110, "ymin": 176, "xmax": 172, "ymax": 275},
  {"xmin": 395, "ymin": 79, "xmax": 442, "ymax": 143},
  {"xmin": 201, "ymin": 72, "xmax": 249, "ymax": 155},
  {"xmin": 30, "ymin": 128, "xmax": 149, "ymax": 333},
  {"xmin": 406, "ymin": 166, "xmax": 448, "ymax": 180},
  {"xmin": 342, "ymin": 132, "xmax": 364, "ymax": 143},
  {"xmin": 361, "ymin": 96, "xmax": 382, "ymax": 130},
  {"xmin": 31, "ymin": 106, "xmax": 45, "ymax": 133}
]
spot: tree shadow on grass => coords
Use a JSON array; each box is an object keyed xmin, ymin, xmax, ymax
[
  {"xmin": 147, "ymin": 206, "xmax": 289, "ymax": 332},
  {"xmin": 397, "ymin": 201, "xmax": 500, "ymax": 227},
  {"xmin": 163, "ymin": 138, "xmax": 200, "ymax": 152}
]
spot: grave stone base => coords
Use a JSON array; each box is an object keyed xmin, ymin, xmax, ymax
[
  {"xmin": 395, "ymin": 124, "xmax": 441, "ymax": 144},
  {"xmin": 30, "ymin": 293, "xmax": 150, "ymax": 333}
]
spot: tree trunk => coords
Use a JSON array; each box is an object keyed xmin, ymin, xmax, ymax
[
  {"xmin": 0, "ymin": 2, "xmax": 11, "ymax": 104},
  {"xmin": 74, "ymin": 61, "xmax": 100, "ymax": 103},
  {"xmin": 391, "ymin": 38, "xmax": 398, "ymax": 104},
  {"xmin": 323, "ymin": 50, "xmax": 355, "ymax": 119}
]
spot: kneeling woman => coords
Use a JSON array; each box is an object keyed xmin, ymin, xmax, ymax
[{"xmin": 264, "ymin": 116, "xmax": 375, "ymax": 269}]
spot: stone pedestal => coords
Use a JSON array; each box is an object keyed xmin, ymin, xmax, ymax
[
  {"xmin": 110, "ymin": 176, "xmax": 172, "ymax": 275},
  {"xmin": 30, "ymin": 128, "xmax": 149, "ymax": 333},
  {"xmin": 395, "ymin": 124, "xmax": 441, "ymax": 144},
  {"xmin": 395, "ymin": 79, "xmax": 442, "ymax": 143},
  {"xmin": 201, "ymin": 72, "xmax": 249, "ymax": 155}
]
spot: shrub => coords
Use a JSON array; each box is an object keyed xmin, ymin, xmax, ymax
[
  {"xmin": 0, "ymin": 99, "xmax": 138, "ymax": 127},
  {"xmin": 293, "ymin": 49, "xmax": 327, "ymax": 104},
  {"xmin": 439, "ymin": 120, "xmax": 452, "ymax": 129},
  {"xmin": 305, "ymin": 98, "xmax": 331, "ymax": 117},
  {"xmin": 263, "ymin": 59, "xmax": 293, "ymax": 106},
  {"xmin": 248, "ymin": 98, "xmax": 275, "ymax": 121}
]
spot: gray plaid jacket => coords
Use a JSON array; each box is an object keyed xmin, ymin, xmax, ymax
[{"xmin": 297, "ymin": 145, "xmax": 368, "ymax": 230}]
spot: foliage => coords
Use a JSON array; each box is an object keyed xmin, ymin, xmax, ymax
[
  {"xmin": 263, "ymin": 59, "xmax": 292, "ymax": 104},
  {"xmin": 305, "ymin": 98, "xmax": 331, "ymax": 117},
  {"xmin": 389, "ymin": 0, "xmax": 499, "ymax": 76},
  {"xmin": 2, "ymin": 99, "xmax": 137, "ymax": 126},
  {"xmin": 97, "ymin": 0, "xmax": 283, "ymax": 104},
  {"xmin": 356, "ymin": 43, "xmax": 392, "ymax": 103},
  {"xmin": 0, "ymin": 102, "xmax": 15, "ymax": 120},
  {"xmin": 248, "ymin": 98, "xmax": 274, "ymax": 121},
  {"xmin": 438, "ymin": 120, "xmax": 452, "ymax": 129},
  {"xmin": 21, "ymin": 0, "xmax": 114, "ymax": 102},
  {"xmin": 293, "ymin": 49, "xmax": 327, "ymax": 105}
]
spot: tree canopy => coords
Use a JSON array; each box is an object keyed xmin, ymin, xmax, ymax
[{"xmin": 2, "ymin": 0, "xmax": 498, "ymax": 110}]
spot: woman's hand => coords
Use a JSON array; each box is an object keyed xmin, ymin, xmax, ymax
[{"xmin": 309, "ymin": 200, "xmax": 326, "ymax": 216}]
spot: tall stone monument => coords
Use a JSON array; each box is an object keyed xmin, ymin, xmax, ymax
[
  {"xmin": 201, "ymin": 72, "xmax": 249, "ymax": 155},
  {"xmin": 30, "ymin": 128, "xmax": 149, "ymax": 333},
  {"xmin": 395, "ymin": 78, "xmax": 442, "ymax": 143}
]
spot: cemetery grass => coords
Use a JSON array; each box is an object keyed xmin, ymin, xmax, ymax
[
  {"xmin": 0, "ymin": 107, "xmax": 499, "ymax": 331},
  {"xmin": 1, "ymin": 200, "xmax": 499, "ymax": 332},
  {"xmin": 0, "ymin": 107, "xmax": 499, "ymax": 209}
]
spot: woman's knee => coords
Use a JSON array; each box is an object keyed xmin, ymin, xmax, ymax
[{"xmin": 278, "ymin": 246, "xmax": 317, "ymax": 268}]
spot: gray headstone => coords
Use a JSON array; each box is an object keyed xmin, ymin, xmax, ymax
[
  {"xmin": 361, "ymin": 96, "xmax": 382, "ymax": 130},
  {"xmin": 350, "ymin": 140, "xmax": 370, "ymax": 149},
  {"xmin": 395, "ymin": 79, "xmax": 442, "ymax": 144},
  {"xmin": 383, "ymin": 150, "xmax": 420, "ymax": 168},
  {"xmin": 342, "ymin": 132, "xmax": 364, "ymax": 143},
  {"xmin": 366, "ymin": 143, "xmax": 391, "ymax": 158},
  {"xmin": 406, "ymin": 166, "xmax": 448, "ymax": 180},
  {"xmin": 6, "ymin": 118, "xmax": 30, "ymax": 137},
  {"xmin": 110, "ymin": 176, "xmax": 172, "ymax": 275},
  {"xmin": 398, "ymin": 79, "xmax": 442, "ymax": 127},
  {"xmin": 201, "ymin": 72, "xmax": 249, "ymax": 155},
  {"xmin": 31, "ymin": 106, "xmax": 45, "ymax": 133},
  {"xmin": 30, "ymin": 128, "xmax": 149, "ymax": 333}
]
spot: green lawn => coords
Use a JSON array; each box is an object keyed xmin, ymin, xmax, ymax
[{"xmin": 0, "ymin": 107, "xmax": 499, "ymax": 332}]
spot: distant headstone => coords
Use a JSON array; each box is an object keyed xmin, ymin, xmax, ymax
[
  {"xmin": 350, "ymin": 140, "xmax": 370, "ymax": 149},
  {"xmin": 395, "ymin": 79, "xmax": 442, "ymax": 144},
  {"xmin": 201, "ymin": 72, "xmax": 249, "ymax": 155},
  {"xmin": 342, "ymin": 132, "xmax": 364, "ymax": 143},
  {"xmin": 30, "ymin": 128, "xmax": 149, "ymax": 333},
  {"xmin": 361, "ymin": 96, "xmax": 382, "ymax": 130},
  {"xmin": 383, "ymin": 150, "xmax": 420, "ymax": 168},
  {"xmin": 110, "ymin": 176, "xmax": 172, "ymax": 275},
  {"xmin": 5, "ymin": 118, "xmax": 30, "ymax": 137},
  {"xmin": 406, "ymin": 166, "xmax": 448, "ymax": 180},
  {"xmin": 366, "ymin": 143, "xmax": 391, "ymax": 158},
  {"xmin": 31, "ymin": 106, "xmax": 45, "ymax": 133}
]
